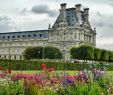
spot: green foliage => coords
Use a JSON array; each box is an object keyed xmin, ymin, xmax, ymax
[
  {"xmin": 59, "ymin": 82, "xmax": 105, "ymax": 95},
  {"xmin": 44, "ymin": 46, "xmax": 62, "ymax": 59},
  {"xmin": 70, "ymin": 47, "xmax": 80, "ymax": 59},
  {"xmin": 70, "ymin": 45, "xmax": 113, "ymax": 62},
  {"xmin": 24, "ymin": 46, "xmax": 62, "ymax": 60},
  {"xmin": 94, "ymin": 48, "xmax": 101, "ymax": 61},
  {"xmin": 100, "ymin": 49, "xmax": 109, "ymax": 61},
  {"xmin": 0, "ymin": 59, "xmax": 113, "ymax": 71},
  {"xmin": 0, "ymin": 80, "xmax": 24, "ymax": 95},
  {"xmin": 108, "ymin": 51, "xmax": 113, "ymax": 62},
  {"xmin": 70, "ymin": 45, "xmax": 94, "ymax": 60}
]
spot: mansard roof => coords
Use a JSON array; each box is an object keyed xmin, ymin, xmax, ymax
[
  {"xmin": 0, "ymin": 30, "xmax": 48, "ymax": 40},
  {"xmin": 0, "ymin": 30, "xmax": 48, "ymax": 34},
  {"xmin": 53, "ymin": 7, "xmax": 86, "ymax": 28},
  {"xmin": 66, "ymin": 8, "xmax": 78, "ymax": 26}
]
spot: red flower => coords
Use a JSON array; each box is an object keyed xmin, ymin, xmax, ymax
[
  {"xmin": 8, "ymin": 69, "xmax": 12, "ymax": 74},
  {"xmin": 51, "ymin": 64, "xmax": 54, "ymax": 69},
  {"xmin": 48, "ymin": 68, "xmax": 51, "ymax": 72},
  {"xmin": 51, "ymin": 64, "xmax": 54, "ymax": 71},
  {"xmin": 41, "ymin": 64, "xmax": 46, "ymax": 69}
]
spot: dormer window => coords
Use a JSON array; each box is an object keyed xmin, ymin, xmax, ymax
[
  {"xmin": 39, "ymin": 34, "xmax": 42, "ymax": 38},
  {"xmin": 7, "ymin": 36, "xmax": 10, "ymax": 39},
  {"xmin": 34, "ymin": 34, "xmax": 36, "ymax": 37},
  {"xmin": 3, "ymin": 36, "xmax": 5, "ymax": 39},
  {"xmin": 28, "ymin": 35, "xmax": 31, "ymax": 37},
  {"xmin": 12, "ymin": 35, "xmax": 15, "ymax": 38},
  {"xmin": 18, "ymin": 35, "xmax": 20, "ymax": 38}
]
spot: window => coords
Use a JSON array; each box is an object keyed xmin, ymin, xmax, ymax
[
  {"xmin": 3, "ymin": 36, "xmax": 5, "ymax": 39},
  {"xmin": 12, "ymin": 35, "xmax": 15, "ymax": 38},
  {"xmin": 74, "ymin": 33, "xmax": 77, "ymax": 39},
  {"xmin": 7, "ymin": 36, "xmax": 10, "ymax": 39},
  {"xmin": 4, "ymin": 55, "xmax": 6, "ymax": 59},
  {"xmin": 14, "ymin": 55, "xmax": 16, "ymax": 60},
  {"xmin": 39, "ymin": 34, "xmax": 42, "ymax": 38},
  {"xmin": 17, "ymin": 35, "xmax": 20, "ymax": 38},
  {"xmin": 9, "ymin": 55, "xmax": 11, "ymax": 59},
  {"xmin": 28, "ymin": 35, "xmax": 31, "ymax": 37},
  {"xmin": 79, "ymin": 33, "xmax": 80, "ymax": 40},
  {"xmin": 34, "ymin": 34, "xmax": 36, "ymax": 37},
  {"xmin": 20, "ymin": 55, "xmax": 22, "ymax": 60}
]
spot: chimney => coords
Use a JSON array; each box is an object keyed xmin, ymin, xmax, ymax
[
  {"xmin": 75, "ymin": 4, "xmax": 81, "ymax": 12},
  {"xmin": 84, "ymin": 8, "xmax": 89, "ymax": 21},
  {"xmin": 75, "ymin": 4, "xmax": 82, "ymax": 24},
  {"xmin": 59, "ymin": 3, "xmax": 67, "ymax": 23},
  {"xmin": 60, "ymin": 3, "xmax": 67, "ymax": 10}
]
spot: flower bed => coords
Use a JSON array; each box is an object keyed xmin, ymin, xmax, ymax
[{"xmin": 0, "ymin": 64, "xmax": 113, "ymax": 95}]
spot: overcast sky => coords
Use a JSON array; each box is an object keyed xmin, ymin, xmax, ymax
[{"xmin": 0, "ymin": 0, "xmax": 113, "ymax": 50}]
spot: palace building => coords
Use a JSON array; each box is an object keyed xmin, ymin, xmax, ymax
[{"xmin": 0, "ymin": 3, "xmax": 96, "ymax": 61}]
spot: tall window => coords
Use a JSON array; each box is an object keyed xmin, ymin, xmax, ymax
[
  {"xmin": 74, "ymin": 33, "xmax": 77, "ymax": 39},
  {"xmin": 79, "ymin": 33, "xmax": 80, "ymax": 40}
]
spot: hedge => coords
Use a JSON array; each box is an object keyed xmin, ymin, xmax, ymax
[{"xmin": 0, "ymin": 59, "xmax": 113, "ymax": 71}]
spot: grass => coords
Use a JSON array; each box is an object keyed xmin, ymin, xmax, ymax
[{"xmin": 13, "ymin": 70, "xmax": 113, "ymax": 77}]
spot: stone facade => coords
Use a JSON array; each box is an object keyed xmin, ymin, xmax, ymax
[{"xmin": 0, "ymin": 3, "xmax": 96, "ymax": 61}]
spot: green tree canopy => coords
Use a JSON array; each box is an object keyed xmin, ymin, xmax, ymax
[
  {"xmin": 94, "ymin": 48, "xmax": 101, "ymax": 61},
  {"xmin": 108, "ymin": 51, "xmax": 113, "ymax": 62},
  {"xmin": 70, "ymin": 45, "xmax": 94, "ymax": 60},
  {"xmin": 100, "ymin": 49, "xmax": 109, "ymax": 61},
  {"xmin": 70, "ymin": 47, "xmax": 80, "ymax": 59},
  {"xmin": 24, "ymin": 46, "xmax": 62, "ymax": 60}
]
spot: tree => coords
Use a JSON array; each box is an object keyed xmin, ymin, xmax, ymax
[
  {"xmin": 100, "ymin": 49, "xmax": 109, "ymax": 61},
  {"xmin": 70, "ymin": 47, "xmax": 80, "ymax": 59},
  {"xmin": 24, "ymin": 46, "xmax": 62, "ymax": 60},
  {"xmin": 24, "ymin": 46, "xmax": 42, "ymax": 60},
  {"xmin": 70, "ymin": 45, "xmax": 94, "ymax": 61},
  {"xmin": 94, "ymin": 48, "xmax": 101, "ymax": 61},
  {"xmin": 79, "ymin": 45, "xmax": 94, "ymax": 60},
  {"xmin": 44, "ymin": 46, "xmax": 62, "ymax": 59},
  {"xmin": 108, "ymin": 51, "xmax": 113, "ymax": 62}
]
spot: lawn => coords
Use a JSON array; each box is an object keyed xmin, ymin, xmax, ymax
[{"xmin": 13, "ymin": 70, "xmax": 113, "ymax": 77}]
